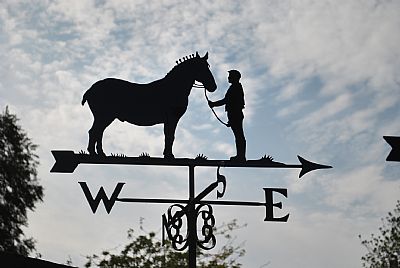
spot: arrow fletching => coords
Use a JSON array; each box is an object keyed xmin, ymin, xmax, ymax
[
  {"xmin": 383, "ymin": 136, "xmax": 400, "ymax": 162},
  {"xmin": 50, "ymin": 151, "xmax": 79, "ymax": 173}
]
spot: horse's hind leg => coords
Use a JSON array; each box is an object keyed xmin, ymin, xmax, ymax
[
  {"xmin": 88, "ymin": 122, "xmax": 97, "ymax": 155},
  {"xmin": 88, "ymin": 116, "xmax": 114, "ymax": 156},
  {"xmin": 96, "ymin": 117, "xmax": 114, "ymax": 156}
]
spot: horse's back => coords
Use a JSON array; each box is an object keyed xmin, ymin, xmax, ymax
[
  {"xmin": 84, "ymin": 78, "xmax": 170, "ymax": 124},
  {"xmin": 85, "ymin": 78, "xmax": 150, "ymax": 103},
  {"xmin": 91, "ymin": 78, "xmax": 137, "ymax": 94}
]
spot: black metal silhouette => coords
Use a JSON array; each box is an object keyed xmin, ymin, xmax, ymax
[
  {"xmin": 196, "ymin": 83, "xmax": 229, "ymax": 127},
  {"xmin": 161, "ymin": 168, "xmax": 226, "ymax": 253},
  {"xmin": 81, "ymin": 52, "xmax": 216, "ymax": 158},
  {"xmin": 50, "ymin": 51, "xmax": 335, "ymax": 268},
  {"xmin": 384, "ymin": 136, "xmax": 400, "ymax": 162},
  {"xmin": 51, "ymin": 151, "xmax": 332, "ymax": 268},
  {"xmin": 73, "ymin": 166, "xmax": 293, "ymax": 268},
  {"xmin": 163, "ymin": 203, "xmax": 217, "ymax": 251},
  {"xmin": 50, "ymin": 150, "xmax": 332, "ymax": 177},
  {"xmin": 208, "ymin": 70, "xmax": 246, "ymax": 161}
]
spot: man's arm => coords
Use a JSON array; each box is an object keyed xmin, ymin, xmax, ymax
[{"xmin": 209, "ymin": 98, "xmax": 226, "ymax": 108}]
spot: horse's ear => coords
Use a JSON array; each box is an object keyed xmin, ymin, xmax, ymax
[
  {"xmin": 203, "ymin": 52, "xmax": 209, "ymax": 60},
  {"xmin": 196, "ymin": 51, "xmax": 200, "ymax": 58}
]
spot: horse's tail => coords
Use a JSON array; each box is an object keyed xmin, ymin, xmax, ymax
[{"xmin": 81, "ymin": 88, "xmax": 90, "ymax": 106}]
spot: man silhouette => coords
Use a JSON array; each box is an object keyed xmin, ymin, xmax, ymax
[{"xmin": 208, "ymin": 70, "xmax": 246, "ymax": 161}]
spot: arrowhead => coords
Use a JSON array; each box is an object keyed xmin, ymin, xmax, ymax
[
  {"xmin": 383, "ymin": 136, "xmax": 400, "ymax": 162},
  {"xmin": 50, "ymin": 150, "xmax": 79, "ymax": 173},
  {"xmin": 298, "ymin": 155, "xmax": 332, "ymax": 178}
]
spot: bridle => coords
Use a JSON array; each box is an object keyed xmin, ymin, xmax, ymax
[{"xmin": 193, "ymin": 82, "xmax": 229, "ymax": 127}]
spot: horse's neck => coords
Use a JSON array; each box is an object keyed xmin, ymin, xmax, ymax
[{"xmin": 164, "ymin": 72, "xmax": 195, "ymax": 96}]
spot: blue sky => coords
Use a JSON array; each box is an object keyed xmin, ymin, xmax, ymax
[{"xmin": 1, "ymin": 0, "xmax": 400, "ymax": 267}]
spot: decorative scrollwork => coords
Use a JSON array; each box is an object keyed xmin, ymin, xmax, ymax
[
  {"xmin": 163, "ymin": 203, "xmax": 217, "ymax": 251},
  {"xmin": 162, "ymin": 168, "xmax": 225, "ymax": 252},
  {"xmin": 216, "ymin": 166, "xmax": 226, "ymax": 198},
  {"xmin": 162, "ymin": 204, "xmax": 188, "ymax": 251},
  {"xmin": 196, "ymin": 204, "xmax": 216, "ymax": 250}
]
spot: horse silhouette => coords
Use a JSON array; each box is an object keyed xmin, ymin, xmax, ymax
[{"xmin": 82, "ymin": 52, "xmax": 217, "ymax": 158}]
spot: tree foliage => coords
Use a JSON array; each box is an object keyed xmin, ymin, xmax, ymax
[
  {"xmin": 0, "ymin": 107, "xmax": 43, "ymax": 256},
  {"xmin": 360, "ymin": 200, "xmax": 400, "ymax": 268},
  {"xmin": 85, "ymin": 219, "xmax": 246, "ymax": 268}
]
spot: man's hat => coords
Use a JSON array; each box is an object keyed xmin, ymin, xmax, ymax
[{"xmin": 228, "ymin": 70, "xmax": 241, "ymax": 80}]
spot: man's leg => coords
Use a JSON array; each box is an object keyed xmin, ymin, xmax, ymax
[{"xmin": 230, "ymin": 119, "xmax": 246, "ymax": 161}]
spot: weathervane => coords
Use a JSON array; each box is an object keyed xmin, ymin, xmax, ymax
[
  {"xmin": 51, "ymin": 52, "xmax": 332, "ymax": 268},
  {"xmin": 384, "ymin": 136, "xmax": 400, "ymax": 162}
]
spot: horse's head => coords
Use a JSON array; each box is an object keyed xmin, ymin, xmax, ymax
[{"xmin": 192, "ymin": 52, "xmax": 217, "ymax": 92}]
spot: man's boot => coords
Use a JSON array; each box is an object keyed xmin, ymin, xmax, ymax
[{"xmin": 230, "ymin": 139, "xmax": 246, "ymax": 162}]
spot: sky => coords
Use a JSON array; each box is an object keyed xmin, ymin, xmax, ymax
[{"xmin": 1, "ymin": 0, "xmax": 400, "ymax": 267}]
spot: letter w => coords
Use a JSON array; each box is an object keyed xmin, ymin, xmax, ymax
[{"xmin": 78, "ymin": 182, "xmax": 125, "ymax": 214}]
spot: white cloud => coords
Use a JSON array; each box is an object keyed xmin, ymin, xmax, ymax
[
  {"xmin": 322, "ymin": 164, "xmax": 399, "ymax": 215},
  {"xmin": 277, "ymin": 100, "xmax": 309, "ymax": 118},
  {"xmin": 47, "ymin": 0, "xmax": 116, "ymax": 46},
  {"xmin": 300, "ymin": 92, "xmax": 352, "ymax": 126},
  {"xmin": 250, "ymin": 0, "xmax": 400, "ymax": 91}
]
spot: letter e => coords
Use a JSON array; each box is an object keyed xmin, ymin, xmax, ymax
[{"xmin": 263, "ymin": 188, "xmax": 289, "ymax": 222}]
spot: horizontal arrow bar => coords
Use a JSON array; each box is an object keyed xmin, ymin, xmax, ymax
[
  {"xmin": 50, "ymin": 150, "xmax": 332, "ymax": 177},
  {"xmin": 200, "ymin": 200, "xmax": 266, "ymax": 207},
  {"xmin": 117, "ymin": 181, "xmax": 218, "ymax": 206},
  {"xmin": 117, "ymin": 197, "xmax": 266, "ymax": 207},
  {"xmin": 117, "ymin": 197, "xmax": 189, "ymax": 204}
]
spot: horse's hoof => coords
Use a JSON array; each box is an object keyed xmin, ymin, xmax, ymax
[
  {"xmin": 97, "ymin": 152, "xmax": 107, "ymax": 157},
  {"xmin": 229, "ymin": 155, "xmax": 246, "ymax": 162},
  {"xmin": 163, "ymin": 154, "xmax": 175, "ymax": 160}
]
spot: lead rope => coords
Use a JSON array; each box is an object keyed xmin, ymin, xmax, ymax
[{"xmin": 193, "ymin": 83, "xmax": 229, "ymax": 127}]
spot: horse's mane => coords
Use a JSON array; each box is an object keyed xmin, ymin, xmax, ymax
[{"xmin": 165, "ymin": 54, "xmax": 198, "ymax": 79}]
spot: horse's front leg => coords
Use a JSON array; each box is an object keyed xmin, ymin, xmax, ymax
[
  {"xmin": 164, "ymin": 113, "xmax": 184, "ymax": 159},
  {"xmin": 163, "ymin": 120, "xmax": 177, "ymax": 159},
  {"xmin": 163, "ymin": 108, "xmax": 186, "ymax": 159}
]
